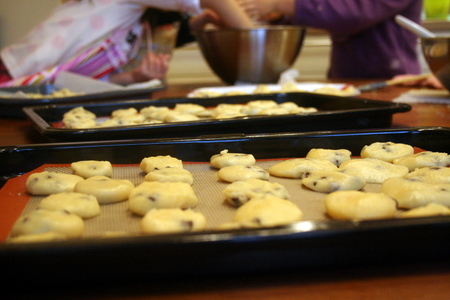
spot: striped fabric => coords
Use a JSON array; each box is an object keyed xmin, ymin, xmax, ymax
[{"xmin": 0, "ymin": 38, "xmax": 128, "ymax": 87}]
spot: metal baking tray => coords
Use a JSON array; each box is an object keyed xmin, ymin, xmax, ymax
[
  {"xmin": 0, "ymin": 83, "xmax": 165, "ymax": 118},
  {"xmin": 22, "ymin": 92, "xmax": 411, "ymax": 142},
  {"xmin": 0, "ymin": 127, "xmax": 449, "ymax": 291}
]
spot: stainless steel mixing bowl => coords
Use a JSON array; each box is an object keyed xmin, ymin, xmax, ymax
[
  {"xmin": 422, "ymin": 37, "xmax": 450, "ymax": 91},
  {"xmin": 195, "ymin": 26, "xmax": 306, "ymax": 84}
]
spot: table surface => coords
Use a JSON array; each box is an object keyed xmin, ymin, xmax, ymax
[{"xmin": 2, "ymin": 80, "xmax": 450, "ymax": 299}]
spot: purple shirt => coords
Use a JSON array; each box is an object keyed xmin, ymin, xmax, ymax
[{"xmin": 291, "ymin": 0, "xmax": 423, "ymax": 79}]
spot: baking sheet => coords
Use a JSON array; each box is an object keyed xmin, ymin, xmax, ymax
[
  {"xmin": 0, "ymin": 82, "xmax": 165, "ymax": 118},
  {"xmin": 187, "ymin": 82, "xmax": 359, "ymax": 97},
  {"xmin": 0, "ymin": 127, "xmax": 449, "ymax": 290},
  {"xmin": 22, "ymin": 92, "xmax": 411, "ymax": 142}
]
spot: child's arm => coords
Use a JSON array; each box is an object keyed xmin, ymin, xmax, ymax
[{"xmin": 199, "ymin": 0, "xmax": 254, "ymax": 28}]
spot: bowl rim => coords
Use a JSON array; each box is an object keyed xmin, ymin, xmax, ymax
[{"xmin": 193, "ymin": 25, "xmax": 306, "ymax": 35}]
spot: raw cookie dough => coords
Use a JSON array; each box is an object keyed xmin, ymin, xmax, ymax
[
  {"xmin": 144, "ymin": 167, "xmax": 194, "ymax": 185},
  {"xmin": 37, "ymin": 192, "xmax": 100, "ymax": 218},
  {"xmin": 10, "ymin": 209, "xmax": 84, "ymax": 239},
  {"xmin": 360, "ymin": 142, "xmax": 414, "ymax": 163},
  {"xmin": 234, "ymin": 195, "xmax": 303, "ymax": 228},
  {"xmin": 140, "ymin": 208, "xmax": 206, "ymax": 234},
  {"xmin": 268, "ymin": 158, "xmax": 338, "ymax": 179},
  {"xmin": 71, "ymin": 160, "xmax": 113, "ymax": 178},
  {"xmin": 26, "ymin": 171, "xmax": 84, "ymax": 195},
  {"xmin": 301, "ymin": 169, "xmax": 366, "ymax": 193},
  {"xmin": 393, "ymin": 151, "xmax": 450, "ymax": 171},
  {"xmin": 324, "ymin": 190, "xmax": 397, "ymax": 221},
  {"xmin": 210, "ymin": 149, "xmax": 256, "ymax": 169},
  {"xmin": 63, "ymin": 107, "xmax": 97, "ymax": 129},
  {"xmin": 7, "ymin": 232, "xmax": 67, "ymax": 243},
  {"xmin": 241, "ymin": 100, "xmax": 278, "ymax": 115},
  {"xmin": 404, "ymin": 166, "xmax": 450, "ymax": 184},
  {"xmin": 306, "ymin": 148, "xmax": 352, "ymax": 166},
  {"xmin": 339, "ymin": 158, "xmax": 409, "ymax": 184},
  {"xmin": 222, "ymin": 178, "xmax": 290, "ymax": 207},
  {"xmin": 381, "ymin": 177, "xmax": 450, "ymax": 209},
  {"xmin": 398, "ymin": 203, "xmax": 450, "ymax": 218},
  {"xmin": 128, "ymin": 181, "xmax": 199, "ymax": 216},
  {"xmin": 74, "ymin": 176, "xmax": 134, "ymax": 204},
  {"xmin": 140, "ymin": 155, "xmax": 183, "ymax": 173},
  {"xmin": 218, "ymin": 165, "xmax": 269, "ymax": 182}
]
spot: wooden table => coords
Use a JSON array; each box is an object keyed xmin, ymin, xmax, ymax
[{"xmin": 2, "ymin": 80, "xmax": 450, "ymax": 299}]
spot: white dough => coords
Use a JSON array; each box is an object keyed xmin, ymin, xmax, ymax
[
  {"xmin": 26, "ymin": 171, "xmax": 84, "ymax": 195},
  {"xmin": 222, "ymin": 178, "xmax": 290, "ymax": 206},
  {"xmin": 140, "ymin": 208, "xmax": 206, "ymax": 234},
  {"xmin": 324, "ymin": 190, "xmax": 397, "ymax": 221},
  {"xmin": 360, "ymin": 142, "xmax": 414, "ymax": 163},
  {"xmin": 234, "ymin": 195, "xmax": 303, "ymax": 228},
  {"xmin": 10, "ymin": 209, "xmax": 84, "ymax": 239},
  {"xmin": 268, "ymin": 158, "xmax": 338, "ymax": 179},
  {"xmin": 74, "ymin": 176, "xmax": 134, "ymax": 204},
  {"xmin": 71, "ymin": 160, "xmax": 113, "ymax": 178},
  {"xmin": 128, "ymin": 181, "xmax": 198, "ymax": 216}
]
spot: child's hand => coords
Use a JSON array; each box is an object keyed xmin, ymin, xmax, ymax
[
  {"xmin": 132, "ymin": 52, "xmax": 170, "ymax": 82},
  {"xmin": 189, "ymin": 9, "xmax": 224, "ymax": 32},
  {"xmin": 392, "ymin": 74, "xmax": 445, "ymax": 90}
]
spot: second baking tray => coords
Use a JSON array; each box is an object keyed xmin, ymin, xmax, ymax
[
  {"xmin": 22, "ymin": 92, "xmax": 411, "ymax": 141},
  {"xmin": 0, "ymin": 127, "xmax": 449, "ymax": 291}
]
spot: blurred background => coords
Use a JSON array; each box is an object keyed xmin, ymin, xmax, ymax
[{"xmin": 0, "ymin": 0, "xmax": 448, "ymax": 84}]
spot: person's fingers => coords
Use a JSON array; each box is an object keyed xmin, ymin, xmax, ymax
[{"xmin": 189, "ymin": 9, "xmax": 223, "ymax": 32}]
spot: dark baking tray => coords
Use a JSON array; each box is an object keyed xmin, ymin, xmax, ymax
[
  {"xmin": 0, "ymin": 83, "xmax": 165, "ymax": 118},
  {"xmin": 0, "ymin": 127, "xmax": 449, "ymax": 291},
  {"xmin": 22, "ymin": 92, "xmax": 411, "ymax": 142}
]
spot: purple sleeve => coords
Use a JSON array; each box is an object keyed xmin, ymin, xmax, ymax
[{"xmin": 293, "ymin": 0, "xmax": 421, "ymax": 36}]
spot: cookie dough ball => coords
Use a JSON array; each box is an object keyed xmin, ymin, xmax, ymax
[
  {"xmin": 218, "ymin": 165, "xmax": 269, "ymax": 183},
  {"xmin": 140, "ymin": 208, "xmax": 206, "ymax": 234},
  {"xmin": 213, "ymin": 104, "xmax": 245, "ymax": 118},
  {"xmin": 278, "ymin": 102, "xmax": 300, "ymax": 112},
  {"xmin": 210, "ymin": 149, "xmax": 256, "ymax": 169},
  {"xmin": 405, "ymin": 166, "xmax": 450, "ymax": 184},
  {"xmin": 258, "ymin": 107, "xmax": 290, "ymax": 115},
  {"xmin": 63, "ymin": 106, "xmax": 96, "ymax": 120},
  {"xmin": 140, "ymin": 155, "xmax": 183, "ymax": 173},
  {"xmin": 63, "ymin": 115, "xmax": 97, "ymax": 129},
  {"xmin": 128, "ymin": 182, "xmax": 198, "ymax": 216},
  {"xmin": 381, "ymin": 177, "xmax": 450, "ymax": 209},
  {"xmin": 174, "ymin": 103, "xmax": 206, "ymax": 115},
  {"xmin": 10, "ymin": 209, "xmax": 84, "ymax": 239},
  {"xmin": 163, "ymin": 111, "xmax": 199, "ymax": 122},
  {"xmin": 306, "ymin": 148, "xmax": 352, "ymax": 167},
  {"xmin": 398, "ymin": 203, "xmax": 450, "ymax": 218},
  {"xmin": 268, "ymin": 158, "xmax": 338, "ymax": 179},
  {"xmin": 242, "ymin": 100, "xmax": 278, "ymax": 115},
  {"xmin": 234, "ymin": 196, "xmax": 303, "ymax": 228},
  {"xmin": 7, "ymin": 232, "xmax": 67, "ymax": 244},
  {"xmin": 111, "ymin": 107, "xmax": 138, "ymax": 118},
  {"xmin": 324, "ymin": 190, "xmax": 397, "ymax": 221},
  {"xmin": 301, "ymin": 169, "xmax": 366, "ymax": 193},
  {"xmin": 26, "ymin": 171, "xmax": 84, "ymax": 195},
  {"xmin": 339, "ymin": 158, "xmax": 409, "ymax": 184},
  {"xmin": 144, "ymin": 168, "xmax": 194, "ymax": 185},
  {"xmin": 222, "ymin": 178, "xmax": 290, "ymax": 207},
  {"xmin": 253, "ymin": 84, "xmax": 272, "ymax": 94},
  {"xmin": 74, "ymin": 176, "xmax": 134, "ymax": 204},
  {"xmin": 360, "ymin": 142, "xmax": 414, "ymax": 163},
  {"xmin": 393, "ymin": 151, "xmax": 450, "ymax": 171},
  {"xmin": 280, "ymin": 81, "xmax": 302, "ymax": 93},
  {"xmin": 140, "ymin": 106, "xmax": 170, "ymax": 120},
  {"xmin": 37, "ymin": 192, "xmax": 100, "ymax": 219},
  {"xmin": 71, "ymin": 160, "xmax": 113, "ymax": 178}
]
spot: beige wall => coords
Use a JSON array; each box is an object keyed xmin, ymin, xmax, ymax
[{"xmin": 0, "ymin": 0, "xmax": 59, "ymax": 47}]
